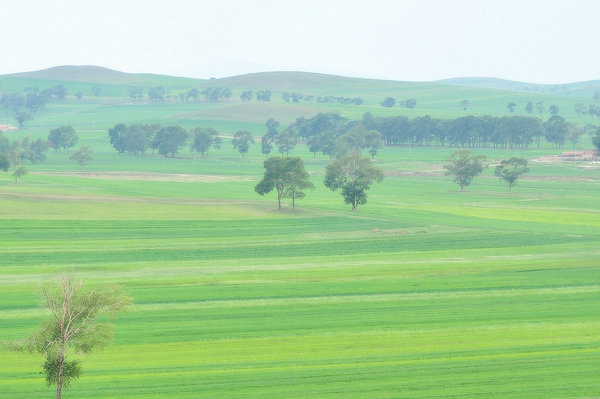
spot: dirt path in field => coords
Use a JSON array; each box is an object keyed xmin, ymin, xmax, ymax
[
  {"xmin": 385, "ymin": 170, "xmax": 600, "ymax": 182},
  {"xmin": 0, "ymin": 190, "xmax": 254, "ymax": 205},
  {"xmin": 33, "ymin": 171, "xmax": 254, "ymax": 183}
]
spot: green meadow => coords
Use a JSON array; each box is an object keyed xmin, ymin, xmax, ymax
[{"xmin": 0, "ymin": 67, "xmax": 599, "ymax": 398}]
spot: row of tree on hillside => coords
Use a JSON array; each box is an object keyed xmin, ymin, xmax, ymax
[
  {"xmin": 289, "ymin": 112, "xmax": 592, "ymax": 150},
  {"xmin": 107, "ymin": 112, "xmax": 600, "ymax": 163}
]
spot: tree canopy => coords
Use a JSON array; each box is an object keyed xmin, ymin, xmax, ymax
[
  {"xmin": 324, "ymin": 154, "xmax": 383, "ymax": 211},
  {"xmin": 495, "ymin": 157, "xmax": 529, "ymax": 193},
  {"xmin": 6, "ymin": 276, "xmax": 131, "ymax": 399},
  {"xmin": 443, "ymin": 150, "xmax": 487, "ymax": 192},
  {"xmin": 255, "ymin": 157, "xmax": 313, "ymax": 210},
  {"xmin": 231, "ymin": 131, "xmax": 255, "ymax": 157},
  {"xmin": 48, "ymin": 126, "xmax": 78, "ymax": 153}
]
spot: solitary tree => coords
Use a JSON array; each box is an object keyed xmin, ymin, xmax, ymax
[
  {"xmin": 494, "ymin": 157, "xmax": 529, "ymax": 193},
  {"xmin": 525, "ymin": 101, "xmax": 533, "ymax": 114},
  {"xmin": 380, "ymin": 97, "xmax": 396, "ymax": 107},
  {"xmin": 255, "ymin": 157, "xmax": 313, "ymax": 210},
  {"xmin": 12, "ymin": 166, "xmax": 27, "ymax": 184},
  {"xmin": 443, "ymin": 150, "xmax": 487, "ymax": 192},
  {"xmin": 5, "ymin": 275, "xmax": 131, "ymax": 399},
  {"xmin": 507, "ymin": 102, "xmax": 517, "ymax": 113},
  {"xmin": 549, "ymin": 104, "xmax": 559, "ymax": 115},
  {"xmin": 324, "ymin": 154, "xmax": 384, "ymax": 211},
  {"xmin": 190, "ymin": 127, "xmax": 221, "ymax": 160},
  {"xmin": 460, "ymin": 99, "xmax": 471, "ymax": 111},
  {"xmin": 70, "ymin": 147, "xmax": 93, "ymax": 168},
  {"xmin": 231, "ymin": 130, "xmax": 255, "ymax": 157}
]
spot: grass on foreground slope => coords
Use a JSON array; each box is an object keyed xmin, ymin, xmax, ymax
[{"xmin": 0, "ymin": 143, "xmax": 599, "ymax": 398}]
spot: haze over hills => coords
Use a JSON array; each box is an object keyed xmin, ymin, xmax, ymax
[{"xmin": 3, "ymin": 65, "xmax": 600, "ymax": 97}]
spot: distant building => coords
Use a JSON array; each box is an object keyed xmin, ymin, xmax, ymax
[{"xmin": 0, "ymin": 124, "xmax": 18, "ymax": 132}]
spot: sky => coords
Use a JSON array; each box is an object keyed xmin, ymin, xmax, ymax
[{"xmin": 1, "ymin": 0, "xmax": 599, "ymax": 84}]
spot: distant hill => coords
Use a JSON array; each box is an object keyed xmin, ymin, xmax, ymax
[
  {"xmin": 437, "ymin": 77, "xmax": 600, "ymax": 98},
  {"xmin": 4, "ymin": 65, "xmax": 201, "ymax": 86}
]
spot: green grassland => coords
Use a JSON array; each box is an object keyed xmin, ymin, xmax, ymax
[{"xmin": 0, "ymin": 67, "xmax": 599, "ymax": 398}]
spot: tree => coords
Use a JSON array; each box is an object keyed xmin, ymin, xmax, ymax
[
  {"xmin": 91, "ymin": 86, "xmax": 101, "ymax": 97},
  {"xmin": 12, "ymin": 166, "xmax": 27, "ymax": 184},
  {"xmin": 255, "ymin": 157, "xmax": 314, "ymax": 210},
  {"xmin": 261, "ymin": 135, "xmax": 273, "ymax": 157},
  {"xmin": 186, "ymin": 88, "xmax": 199, "ymax": 102},
  {"xmin": 574, "ymin": 103, "xmax": 586, "ymax": 118},
  {"xmin": 536, "ymin": 101, "xmax": 545, "ymax": 114},
  {"xmin": 405, "ymin": 99, "xmax": 417, "ymax": 109},
  {"xmin": 365, "ymin": 130, "xmax": 384, "ymax": 159},
  {"xmin": 231, "ymin": 130, "xmax": 255, "ymax": 157},
  {"xmin": 15, "ymin": 110, "xmax": 33, "ymax": 129},
  {"xmin": 6, "ymin": 275, "xmax": 131, "ymax": 399},
  {"xmin": 495, "ymin": 157, "xmax": 529, "ymax": 193},
  {"xmin": 240, "ymin": 91, "xmax": 253, "ymax": 102},
  {"xmin": 148, "ymin": 87, "xmax": 166, "ymax": 102},
  {"xmin": 190, "ymin": 127, "xmax": 221, "ymax": 160},
  {"xmin": 152, "ymin": 126, "xmax": 188, "ymax": 157},
  {"xmin": 70, "ymin": 147, "xmax": 93, "ymax": 168},
  {"xmin": 507, "ymin": 102, "xmax": 517, "ymax": 113},
  {"xmin": 75, "ymin": 91, "xmax": 83, "ymax": 101},
  {"xmin": 443, "ymin": 150, "xmax": 487, "ymax": 192},
  {"xmin": 0, "ymin": 152, "xmax": 10, "ymax": 171},
  {"xmin": 525, "ymin": 101, "xmax": 533, "ymax": 114},
  {"xmin": 380, "ymin": 97, "xmax": 396, "ymax": 107},
  {"xmin": 256, "ymin": 90, "xmax": 272, "ymax": 102},
  {"xmin": 275, "ymin": 128, "xmax": 297, "ymax": 156},
  {"xmin": 48, "ymin": 126, "xmax": 78, "ymax": 152},
  {"xmin": 544, "ymin": 115, "xmax": 568, "ymax": 148},
  {"xmin": 592, "ymin": 127, "xmax": 600, "ymax": 151},
  {"xmin": 324, "ymin": 154, "xmax": 384, "ymax": 211},
  {"xmin": 306, "ymin": 135, "xmax": 321, "ymax": 158},
  {"xmin": 129, "ymin": 87, "xmax": 143, "ymax": 101},
  {"xmin": 549, "ymin": 104, "xmax": 559, "ymax": 115},
  {"xmin": 460, "ymin": 99, "xmax": 471, "ymax": 111}
]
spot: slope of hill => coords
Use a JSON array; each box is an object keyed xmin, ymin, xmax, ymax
[
  {"xmin": 3, "ymin": 65, "xmax": 202, "ymax": 86},
  {"xmin": 437, "ymin": 77, "xmax": 600, "ymax": 98}
]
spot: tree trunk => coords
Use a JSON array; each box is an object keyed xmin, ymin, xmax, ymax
[
  {"xmin": 278, "ymin": 197, "xmax": 281, "ymax": 210},
  {"xmin": 460, "ymin": 184, "xmax": 465, "ymax": 192},
  {"xmin": 56, "ymin": 353, "xmax": 64, "ymax": 399}
]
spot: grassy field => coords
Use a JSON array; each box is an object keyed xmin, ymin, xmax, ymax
[{"xmin": 0, "ymin": 67, "xmax": 599, "ymax": 398}]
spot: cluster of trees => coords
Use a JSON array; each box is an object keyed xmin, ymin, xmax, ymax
[
  {"xmin": 240, "ymin": 90, "xmax": 272, "ymax": 102},
  {"xmin": 380, "ymin": 97, "xmax": 417, "ymax": 108},
  {"xmin": 280, "ymin": 91, "xmax": 364, "ymax": 106},
  {"xmin": 129, "ymin": 86, "xmax": 234, "ymax": 103},
  {"xmin": 360, "ymin": 112, "xmax": 580, "ymax": 149},
  {"xmin": 0, "ymin": 85, "xmax": 67, "ymax": 128},
  {"xmin": 443, "ymin": 150, "xmax": 530, "ymax": 193},
  {"xmin": 256, "ymin": 153, "xmax": 383, "ymax": 211},
  {"xmin": 0, "ymin": 124, "xmax": 87, "ymax": 182},
  {"xmin": 259, "ymin": 116, "xmax": 384, "ymax": 161},
  {"xmin": 107, "ymin": 123, "xmax": 228, "ymax": 159}
]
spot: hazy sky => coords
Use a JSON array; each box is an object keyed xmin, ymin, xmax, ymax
[{"xmin": 1, "ymin": 0, "xmax": 598, "ymax": 83}]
